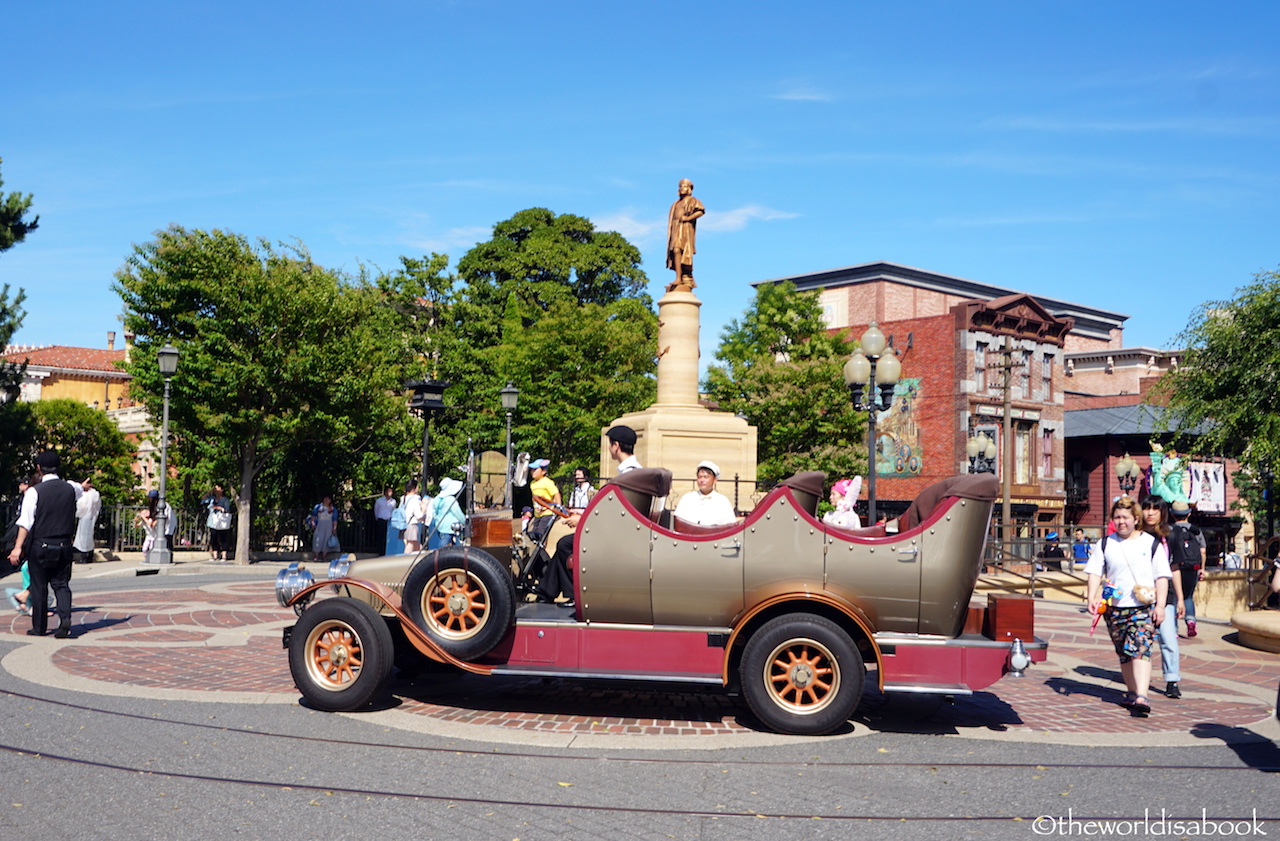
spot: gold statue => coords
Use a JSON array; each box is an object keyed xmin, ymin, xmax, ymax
[{"xmin": 665, "ymin": 178, "xmax": 705, "ymax": 292}]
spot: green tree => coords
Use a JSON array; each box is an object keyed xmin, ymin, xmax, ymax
[
  {"xmin": 0, "ymin": 285, "xmax": 35, "ymax": 493},
  {"xmin": 456, "ymin": 207, "xmax": 647, "ymax": 317},
  {"xmin": 424, "ymin": 209, "xmax": 657, "ymax": 473},
  {"xmin": 115, "ymin": 226, "xmax": 432, "ymax": 562},
  {"xmin": 706, "ymin": 282, "xmax": 863, "ymax": 481},
  {"xmin": 1153, "ymin": 268, "xmax": 1280, "ymax": 527},
  {"xmin": 27, "ymin": 399, "xmax": 138, "ymax": 505},
  {"xmin": 0, "ymin": 158, "xmax": 39, "ymax": 253}
]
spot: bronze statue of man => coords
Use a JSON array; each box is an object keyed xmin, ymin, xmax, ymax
[{"xmin": 665, "ymin": 178, "xmax": 705, "ymax": 292}]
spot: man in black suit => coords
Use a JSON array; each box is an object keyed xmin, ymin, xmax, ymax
[{"xmin": 7, "ymin": 451, "xmax": 81, "ymax": 638}]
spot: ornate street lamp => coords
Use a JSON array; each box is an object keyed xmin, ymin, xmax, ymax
[
  {"xmin": 967, "ymin": 432, "xmax": 998, "ymax": 474},
  {"xmin": 843, "ymin": 322, "xmax": 902, "ymax": 525},
  {"xmin": 1115, "ymin": 452, "xmax": 1142, "ymax": 495},
  {"xmin": 500, "ymin": 382, "xmax": 519, "ymax": 508},
  {"xmin": 406, "ymin": 379, "xmax": 449, "ymax": 489},
  {"xmin": 147, "ymin": 344, "xmax": 179, "ymax": 565}
]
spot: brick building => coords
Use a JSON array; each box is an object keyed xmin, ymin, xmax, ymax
[
  {"xmin": 1062, "ymin": 353, "xmax": 1245, "ymax": 562},
  {"xmin": 755, "ymin": 261, "xmax": 1128, "ymax": 538}
]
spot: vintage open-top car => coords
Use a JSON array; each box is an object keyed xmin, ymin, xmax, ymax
[{"xmin": 277, "ymin": 469, "xmax": 1046, "ymax": 735}]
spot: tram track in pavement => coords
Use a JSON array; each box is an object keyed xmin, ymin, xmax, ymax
[{"xmin": 3, "ymin": 687, "xmax": 1276, "ymax": 774}]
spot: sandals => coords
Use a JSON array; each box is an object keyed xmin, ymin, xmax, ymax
[
  {"xmin": 1119, "ymin": 691, "xmax": 1136, "ymax": 707},
  {"xmin": 1130, "ymin": 695, "xmax": 1151, "ymax": 716}
]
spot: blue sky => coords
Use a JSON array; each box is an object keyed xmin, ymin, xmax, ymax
[{"xmin": 4, "ymin": 1, "xmax": 1277, "ymax": 373}]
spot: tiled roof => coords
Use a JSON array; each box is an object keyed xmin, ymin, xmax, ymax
[{"xmin": 2, "ymin": 345, "xmax": 128, "ymax": 375}]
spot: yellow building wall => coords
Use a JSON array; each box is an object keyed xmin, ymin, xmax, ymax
[{"xmin": 38, "ymin": 374, "xmax": 131, "ymax": 409}]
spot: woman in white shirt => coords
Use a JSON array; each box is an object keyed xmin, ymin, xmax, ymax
[
  {"xmin": 1085, "ymin": 495, "xmax": 1173, "ymax": 717},
  {"xmin": 402, "ymin": 479, "xmax": 424, "ymax": 554}
]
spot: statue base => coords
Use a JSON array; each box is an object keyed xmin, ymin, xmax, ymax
[{"xmin": 601, "ymin": 405, "xmax": 758, "ymax": 506}]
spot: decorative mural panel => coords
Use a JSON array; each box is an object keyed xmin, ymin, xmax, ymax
[{"xmin": 875, "ymin": 377, "xmax": 922, "ymax": 477}]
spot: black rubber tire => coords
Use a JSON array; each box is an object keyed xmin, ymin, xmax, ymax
[
  {"xmin": 739, "ymin": 614, "xmax": 864, "ymax": 735},
  {"xmin": 403, "ymin": 547, "xmax": 516, "ymax": 661},
  {"xmin": 288, "ymin": 598, "xmax": 395, "ymax": 712}
]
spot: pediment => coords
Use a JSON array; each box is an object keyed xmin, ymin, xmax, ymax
[{"xmin": 954, "ymin": 294, "xmax": 1074, "ymax": 345}]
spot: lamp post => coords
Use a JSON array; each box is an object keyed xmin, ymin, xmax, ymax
[
  {"xmin": 966, "ymin": 432, "xmax": 998, "ymax": 474},
  {"xmin": 842, "ymin": 322, "xmax": 902, "ymax": 525},
  {"xmin": 406, "ymin": 379, "xmax": 449, "ymax": 490},
  {"xmin": 1115, "ymin": 452, "xmax": 1142, "ymax": 496},
  {"xmin": 147, "ymin": 344, "xmax": 179, "ymax": 565},
  {"xmin": 500, "ymin": 382, "xmax": 519, "ymax": 508}
]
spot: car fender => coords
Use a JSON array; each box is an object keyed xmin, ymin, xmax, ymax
[
  {"xmin": 723, "ymin": 591, "xmax": 883, "ymax": 688},
  {"xmin": 286, "ymin": 578, "xmax": 497, "ymax": 676}
]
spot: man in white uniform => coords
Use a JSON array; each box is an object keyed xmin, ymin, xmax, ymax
[
  {"xmin": 73, "ymin": 475, "xmax": 102, "ymax": 563},
  {"xmin": 673, "ymin": 460, "xmax": 736, "ymax": 527}
]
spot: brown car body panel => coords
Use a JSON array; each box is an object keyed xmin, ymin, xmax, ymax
[{"xmin": 308, "ymin": 473, "xmax": 1007, "ymax": 689}]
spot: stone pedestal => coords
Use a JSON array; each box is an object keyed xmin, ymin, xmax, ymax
[{"xmin": 601, "ymin": 289, "xmax": 758, "ymax": 502}]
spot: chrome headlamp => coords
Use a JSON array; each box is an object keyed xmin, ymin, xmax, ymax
[
  {"xmin": 328, "ymin": 556, "xmax": 353, "ymax": 581},
  {"xmin": 275, "ymin": 563, "xmax": 315, "ymax": 609}
]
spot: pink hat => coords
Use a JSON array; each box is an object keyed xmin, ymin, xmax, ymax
[{"xmin": 833, "ymin": 478, "xmax": 853, "ymax": 497}]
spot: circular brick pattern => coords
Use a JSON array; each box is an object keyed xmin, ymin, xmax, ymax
[{"xmin": 3, "ymin": 582, "xmax": 1277, "ymax": 742}]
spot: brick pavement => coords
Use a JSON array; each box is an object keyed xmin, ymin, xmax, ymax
[{"xmin": 1, "ymin": 577, "xmax": 1276, "ymax": 747}]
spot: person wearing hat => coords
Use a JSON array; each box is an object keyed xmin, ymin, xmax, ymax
[
  {"xmin": 426, "ymin": 477, "xmax": 466, "ymax": 550},
  {"xmin": 1167, "ymin": 500, "xmax": 1203, "ymax": 638},
  {"xmin": 823, "ymin": 477, "xmax": 862, "ymax": 530},
  {"xmin": 1040, "ymin": 530, "xmax": 1066, "ymax": 572},
  {"xmin": 673, "ymin": 461, "xmax": 736, "ymax": 527},
  {"xmin": 528, "ymin": 459, "xmax": 561, "ymax": 516},
  {"xmin": 7, "ymin": 451, "xmax": 83, "ymax": 638},
  {"xmin": 606, "ymin": 425, "xmax": 641, "ymax": 474}
]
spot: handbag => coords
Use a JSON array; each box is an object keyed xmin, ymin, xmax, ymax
[
  {"xmin": 208, "ymin": 510, "xmax": 232, "ymax": 531},
  {"xmin": 326, "ymin": 534, "xmax": 340, "ymax": 552}
]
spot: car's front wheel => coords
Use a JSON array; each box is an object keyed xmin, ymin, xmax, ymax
[
  {"xmin": 740, "ymin": 614, "xmax": 864, "ymax": 735},
  {"xmin": 288, "ymin": 598, "xmax": 394, "ymax": 712}
]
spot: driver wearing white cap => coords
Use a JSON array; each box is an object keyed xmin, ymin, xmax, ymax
[{"xmin": 672, "ymin": 460, "xmax": 736, "ymax": 527}]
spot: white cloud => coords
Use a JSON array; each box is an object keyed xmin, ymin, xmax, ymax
[
  {"xmin": 985, "ymin": 115, "xmax": 1280, "ymax": 137},
  {"xmin": 701, "ymin": 204, "xmax": 800, "ymax": 233},
  {"xmin": 771, "ymin": 87, "xmax": 835, "ymax": 102},
  {"xmin": 404, "ymin": 225, "xmax": 491, "ymax": 253},
  {"xmin": 591, "ymin": 209, "xmax": 659, "ymax": 243}
]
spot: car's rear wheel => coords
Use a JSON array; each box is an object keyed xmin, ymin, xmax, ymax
[
  {"xmin": 740, "ymin": 614, "xmax": 864, "ymax": 735},
  {"xmin": 403, "ymin": 547, "xmax": 515, "ymax": 661},
  {"xmin": 289, "ymin": 598, "xmax": 394, "ymax": 712}
]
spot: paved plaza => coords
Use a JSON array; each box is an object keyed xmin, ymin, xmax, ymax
[{"xmin": 3, "ymin": 557, "xmax": 1276, "ymax": 749}]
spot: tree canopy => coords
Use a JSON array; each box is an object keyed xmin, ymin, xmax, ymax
[
  {"xmin": 1154, "ymin": 268, "xmax": 1280, "ymax": 515},
  {"xmin": 26, "ymin": 399, "xmax": 138, "ymax": 504},
  {"xmin": 0, "ymin": 285, "xmax": 34, "ymax": 493},
  {"xmin": 0, "ymin": 158, "xmax": 38, "ymax": 253},
  {"xmin": 705, "ymin": 281, "xmax": 863, "ymax": 481},
  {"xmin": 115, "ymin": 225, "xmax": 433, "ymax": 561},
  {"xmin": 428, "ymin": 208, "xmax": 657, "ymax": 473}
]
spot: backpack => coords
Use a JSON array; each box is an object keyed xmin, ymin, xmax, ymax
[
  {"xmin": 1167, "ymin": 521, "xmax": 1203, "ymax": 570},
  {"xmin": 390, "ymin": 503, "xmax": 408, "ymax": 531}
]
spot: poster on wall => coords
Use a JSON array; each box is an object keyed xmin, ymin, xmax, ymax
[
  {"xmin": 875, "ymin": 378, "xmax": 922, "ymax": 477},
  {"xmin": 1188, "ymin": 461, "xmax": 1225, "ymax": 513}
]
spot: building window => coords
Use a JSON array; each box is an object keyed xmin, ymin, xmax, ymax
[
  {"xmin": 1042, "ymin": 353, "xmax": 1054, "ymax": 400},
  {"xmin": 974, "ymin": 342, "xmax": 987, "ymax": 392},
  {"xmin": 1015, "ymin": 421, "xmax": 1035, "ymax": 484},
  {"xmin": 1019, "ymin": 351, "xmax": 1032, "ymax": 399},
  {"xmin": 1041, "ymin": 427, "xmax": 1053, "ymax": 478}
]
